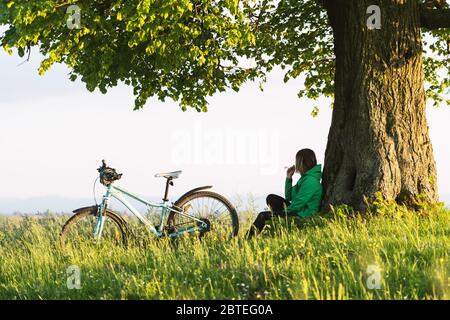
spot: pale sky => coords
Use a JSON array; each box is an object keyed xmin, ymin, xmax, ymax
[{"xmin": 0, "ymin": 48, "xmax": 449, "ymax": 206}]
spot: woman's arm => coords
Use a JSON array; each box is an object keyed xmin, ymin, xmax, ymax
[
  {"xmin": 287, "ymin": 177, "xmax": 317, "ymax": 214},
  {"xmin": 285, "ymin": 177, "xmax": 293, "ymax": 201},
  {"xmin": 285, "ymin": 165, "xmax": 295, "ymax": 201}
]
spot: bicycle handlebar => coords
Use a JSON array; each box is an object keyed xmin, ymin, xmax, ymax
[{"xmin": 97, "ymin": 160, "xmax": 122, "ymax": 186}]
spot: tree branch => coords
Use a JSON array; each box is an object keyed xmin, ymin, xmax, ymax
[
  {"xmin": 55, "ymin": 1, "xmax": 81, "ymax": 9},
  {"xmin": 420, "ymin": 8, "xmax": 450, "ymax": 29},
  {"xmin": 319, "ymin": 0, "xmax": 337, "ymax": 29}
]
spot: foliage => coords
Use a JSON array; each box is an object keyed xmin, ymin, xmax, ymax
[
  {"xmin": 423, "ymin": 28, "xmax": 450, "ymax": 107},
  {"xmin": 0, "ymin": 0, "xmax": 258, "ymax": 111},
  {"xmin": 1, "ymin": 1, "xmax": 448, "ymax": 111},
  {"xmin": 245, "ymin": 0, "xmax": 335, "ymax": 103}
]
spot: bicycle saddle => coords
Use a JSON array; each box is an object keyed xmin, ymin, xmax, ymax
[{"xmin": 154, "ymin": 170, "xmax": 182, "ymax": 179}]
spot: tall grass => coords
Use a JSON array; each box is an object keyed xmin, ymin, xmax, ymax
[{"xmin": 0, "ymin": 199, "xmax": 448, "ymax": 300}]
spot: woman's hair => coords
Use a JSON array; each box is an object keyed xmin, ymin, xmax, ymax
[{"xmin": 295, "ymin": 149, "xmax": 317, "ymax": 173}]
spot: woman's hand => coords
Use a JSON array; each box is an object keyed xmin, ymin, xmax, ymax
[{"xmin": 286, "ymin": 165, "xmax": 295, "ymax": 179}]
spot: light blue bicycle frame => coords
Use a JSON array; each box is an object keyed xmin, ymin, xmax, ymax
[{"xmin": 94, "ymin": 183, "xmax": 208, "ymax": 240}]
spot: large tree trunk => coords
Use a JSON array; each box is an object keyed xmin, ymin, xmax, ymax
[{"xmin": 322, "ymin": 0, "xmax": 438, "ymax": 211}]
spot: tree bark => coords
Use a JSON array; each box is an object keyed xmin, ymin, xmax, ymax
[{"xmin": 322, "ymin": 0, "xmax": 438, "ymax": 211}]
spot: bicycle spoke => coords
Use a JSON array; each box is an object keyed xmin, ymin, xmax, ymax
[
  {"xmin": 61, "ymin": 213, "xmax": 125, "ymax": 252},
  {"xmin": 173, "ymin": 193, "xmax": 237, "ymax": 239}
]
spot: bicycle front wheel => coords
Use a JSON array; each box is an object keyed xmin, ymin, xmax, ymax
[
  {"xmin": 60, "ymin": 206, "xmax": 128, "ymax": 252},
  {"xmin": 171, "ymin": 191, "xmax": 239, "ymax": 239}
]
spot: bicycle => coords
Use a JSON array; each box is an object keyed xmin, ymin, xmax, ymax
[{"xmin": 60, "ymin": 160, "xmax": 239, "ymax": 251}]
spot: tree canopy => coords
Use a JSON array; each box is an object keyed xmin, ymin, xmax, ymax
[{"xmin": 1, "ymin": 0, "xmax": 449, "ymax": 111}]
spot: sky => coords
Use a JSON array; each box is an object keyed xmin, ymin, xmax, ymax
[{"xmin": 0, "ymin": 47, "xmax": 449, "ymax": 212}]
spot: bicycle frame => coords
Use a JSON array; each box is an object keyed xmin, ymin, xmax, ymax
[{"xmin": 94, "ymin": 183, "xmax": 208, "ymax": 240}]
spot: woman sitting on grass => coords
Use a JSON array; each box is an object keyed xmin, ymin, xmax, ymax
[{"xmin": 246, "ymin": 149, "xmax": 323, "ymax": 238}]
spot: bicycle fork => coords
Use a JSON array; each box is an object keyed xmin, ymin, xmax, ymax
[{"xmin": 94, "ymin": 192, "xmax": 110, "ymax": 242}]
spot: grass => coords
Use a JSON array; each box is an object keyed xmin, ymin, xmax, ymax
[{"xmin": 0, "ymin": 198, "xmax": 448, "ymax": 300}]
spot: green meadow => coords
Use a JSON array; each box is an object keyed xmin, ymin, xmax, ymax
[{"xmin": 0, "ymin": 198, "xmax": 448, "ymax": 300}]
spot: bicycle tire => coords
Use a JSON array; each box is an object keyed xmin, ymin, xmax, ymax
[
  {"xmin": 60, "ymin": 206, "xmax": 129, "ymax": 251},
  {"xmin": 170, "ymin": 191, "xmax": 239, "ymax": 239}
]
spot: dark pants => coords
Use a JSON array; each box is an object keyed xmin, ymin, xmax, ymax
[{"xmin": 246, "ymin": 194, "xmax": 297, "ymax": 238}]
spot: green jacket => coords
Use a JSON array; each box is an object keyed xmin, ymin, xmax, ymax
[{"xmin": 285, "ymin": 164, "xmax": 323, "ymax": 218}]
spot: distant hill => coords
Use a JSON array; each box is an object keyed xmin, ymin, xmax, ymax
[
  {"xmin": 0, "ymin": 193, "xmax": 448, "ymax": 215},
  {"xmin": 0, "ymin": 196, "xmax": 93, "ymax": 214},
  {"xmin": 440, "ymin": 194, "xmax": 450, "ymax": 208},
  {"xmin": 0, "ymin": 195, "xmax": 267, "ymax": 215},
  {"xmin": 0, "ymin": 195, "xmax": 159, "ymax": 215}
]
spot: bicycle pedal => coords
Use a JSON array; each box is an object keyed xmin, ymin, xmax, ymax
[{"xmin": 164, "ymin": 225, "xmax": 177, "ymax": 235}]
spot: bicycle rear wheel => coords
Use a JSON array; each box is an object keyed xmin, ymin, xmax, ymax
[
  {"xmin": 170, "ymin": 191, "xmax": 239, "ymax": 240},
  {"xmin": 60, "ymin": 206, "xmax": 128, "ymax": 252}
]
